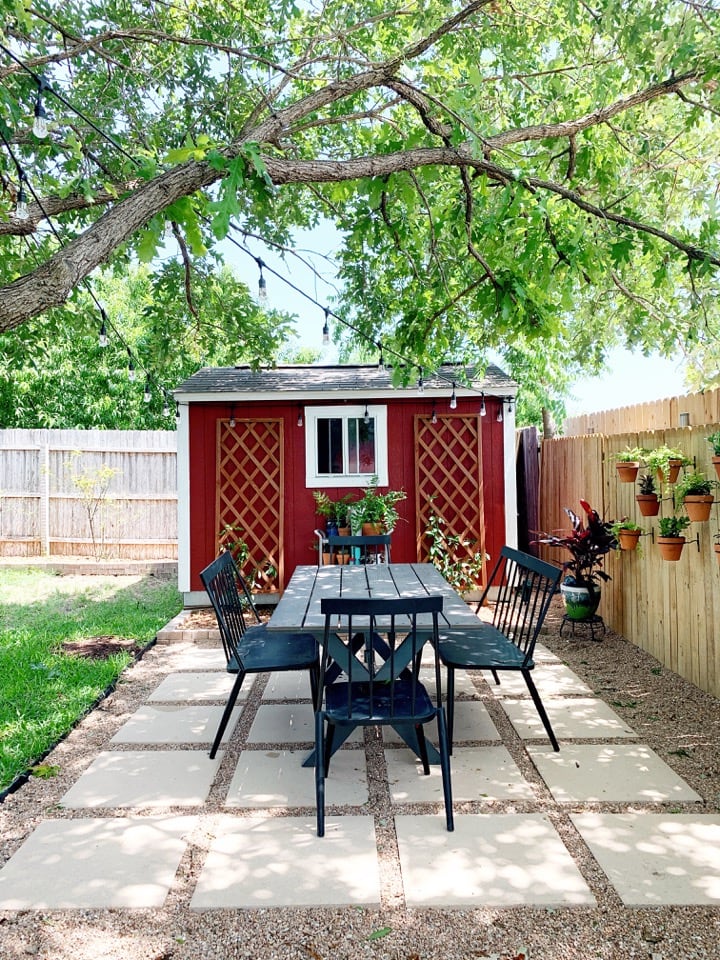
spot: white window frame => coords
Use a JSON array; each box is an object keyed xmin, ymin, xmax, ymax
[{"xmin": 304, "ymin": 404, "xmax": 388, "ymax": 487}]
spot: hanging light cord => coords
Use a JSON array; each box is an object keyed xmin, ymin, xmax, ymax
[{"xmin": 0, "ymin": 41, "xmax": 141, "ymax": 167}]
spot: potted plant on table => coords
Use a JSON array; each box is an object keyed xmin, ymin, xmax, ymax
[
  {"xmin": 535, "ymin": 499, "xmax": 618, "ymax": 621},
  {"xmin": 673, "ymin": 470, "xmax": 717, "ymax": 523},
  {"xmin": 611, "ymin": 446, "xmax": 646, "ymax": 483},
  {"xmin": 610, "ymin": 518, "xmax": 644, "ymax": 552},
  {"xmin": 707, "ymin": 431, "xmax": 720, "ymax": 481},
  {"xmin": 656, "ymin": 514, "xmax": 691, "ymax": 561},
  {"xmin": 312, "ymin": 491, "xmax": 354, "ymax": 536},
  {"xmin": 636, "ymin": 472, "xmax": 661, "ymax": 517},
  {"xmin": 353, "ymin": 475, "xmax": 406, "ymax": 534}
]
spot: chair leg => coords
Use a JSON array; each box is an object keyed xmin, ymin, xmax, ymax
[
  {"xmin": 445, "ymin": 667, "xmax": 456, "ymax": 754},
  {"xmin": 324, "ymin": 722, "xmax": 336, "ymax": 773},
  {"xmin": 436, "ymin": 707, "xmax": 454, "ymax": 832},
  {"xmin": 522, "ymin": 669, "xmax": 560, "ymax": 752},
  {"xmin": 209, "ymin": 669, "xmax": 246, "ymax": 759},
  {"xmin": 414, "ymin": 723, "xmax": 430, "ymax": 775},
  {"xmin": 308, "ymin": 663, "xmax": 320, "ymax": 706},
  {"xmin": 491, "ymin": 668, "xmax": 500, "ymax": 685},
  {"xmin": 315, "ymin": 710, "xmax": 326, "ymax": 837}
]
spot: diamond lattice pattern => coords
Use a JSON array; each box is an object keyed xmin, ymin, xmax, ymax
[
  {"xmin": 216, "ymin": 419, "xmax": 284, "ymax": 592},
  {"xmin": 414, "ymin": 414, "xmax": 485, "ymax": 585}
]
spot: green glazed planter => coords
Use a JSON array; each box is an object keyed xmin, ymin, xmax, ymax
[{"xmin": 560, "ymin": 583, "xmax": 601, "ymax": 621}]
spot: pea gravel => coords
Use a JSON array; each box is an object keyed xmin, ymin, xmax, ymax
[{"xmin": 1, "ymin": 599, "xmax": 719, "ymax": 960}]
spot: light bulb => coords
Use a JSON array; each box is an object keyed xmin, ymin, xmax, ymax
[
  {"xmin": 143, "ymin": 379, "xmax": 152, "ymax": 403},
  {"xmin": 33, "ymin": 99, "xmax": 48, "ymax": 138},
  {"xmin": 258, "ymin": 272, "xmax": 267, "ymax": 301},
  {"xmin": 496, "ymin": 405, "xmax": 503, "ymax": 422},
  {"xmin": 431, "ymin": 407, "xmax": 437, "ymax": 425},
  {"xmin": 98, "ymin": 320, "xmax": 108, "ymax": 348},
  {"xmin": 128, "ymin": 358, "xmax": 136, "ymax": 382},
  {"xmin": 480, "ymin": 394, "xmax": 487, "ymax": 417},
  {"xmin": 14, "ymin": 186, "xmax": 29, "ymax": 221},
  {"xmin": 364, "ymin": 404, "xmax": 370, "ymax": 425},
  {"xmin": 449, "ymin": 383, "xmax": 457, "ymax": 410},
  {"xmin": 162, "ymin": 399, "xmax": 170, "ymax": 417}
]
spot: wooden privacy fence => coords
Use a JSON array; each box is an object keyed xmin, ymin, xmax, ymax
[
  {"xmin": 0, "ymin": 429, "xmax": 177, "ymax": 559},
  {"xmin": 539, "ymin": 426, "xmax": 720, "ymax": 699},
  {"xmin": 564, "ymin": 385, "xmax": 720, "ymax": 436}
]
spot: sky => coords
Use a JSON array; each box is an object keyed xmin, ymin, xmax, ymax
[{"xmin": 225, "ymin": 227, "xmax": 691, "ymax": 416}]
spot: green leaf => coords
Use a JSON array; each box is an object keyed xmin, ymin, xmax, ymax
[{"xmin": 368, "ymin": 927, "xmax": 392, "ymax": 941}]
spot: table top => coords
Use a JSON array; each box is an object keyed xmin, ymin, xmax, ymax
[{"xmin": 268, "ymin": 563, "xmax": 481, "ymax": 634}]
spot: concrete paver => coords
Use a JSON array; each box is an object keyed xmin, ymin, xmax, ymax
[
  {"xmin": 529, "ymin": 744, "xmax": 703, "ymax": 803},
  {"xmin": 572, "ymin": 813, "xmax": 720, "ymax": 906},
  {"xmin": 395, "ymin": 813, "xmax": 596, "ymax": 907},
  {"xmin": 60, "ymin": 750, "xmax": 223, "ymax": 808},
  {"xmin": 386, "ymin": 745, "xmax": 535, "ymax": 803},
  {"xmin": 0, "ymin": 816, "xmax": 196, "ymax": 909},
  {"xmin": 502, "ymin": 696, "xmax": 637, "ymax": 740},
  {"xmin": 110, "ymin": 704, "xmax": 242, "ymax": 745},
  {"xmin": 190, "ymin": 815, "xmax": 380, "ymax": 908}
]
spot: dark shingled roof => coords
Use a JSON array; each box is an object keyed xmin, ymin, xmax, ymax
[{"xmin": 174, "ymin": 363, "xmax": 516, "ymax": 399}]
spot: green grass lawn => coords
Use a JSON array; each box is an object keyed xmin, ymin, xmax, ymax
[{"xmin": 0, "ymin": 567, "xmax": 182, "ymax": 792}]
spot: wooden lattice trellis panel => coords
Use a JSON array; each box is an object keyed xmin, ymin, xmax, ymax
[
  {"xmin": 414, "ymin": 413, "xmax": 485, "ymax": 586},
  {"xmin": 215, "ymin": 419, "xmax": 284, "ymax": 592}
]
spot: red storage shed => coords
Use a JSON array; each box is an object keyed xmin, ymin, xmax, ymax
[{"xmin": 174, "ymin": 363, "xmax": 518, "ymax": 606}]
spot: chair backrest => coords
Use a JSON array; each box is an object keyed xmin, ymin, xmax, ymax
[
  {"xmin": 326, "ymin": 533, "xmax": 392, "ymax": 565},
  {"xmin": 319, "ymin": 595, "xmax": 443, "ymax": 718},
  {"xmin": 478, "ymin": 546, "xmax": 562, "ymax": 657},
  {"xmin": 199, "ymin": 551, "xmax": 261, "ymax": 664}
]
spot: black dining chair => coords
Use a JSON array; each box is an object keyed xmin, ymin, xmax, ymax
[
  {"xmin": 199, "ymin": 551, "xmax": 319, "ymax": 759},
  {"xmin": 437, "ymin": 545, "xmax": 563, "ymax": 752},
  {"xmin": 314, "ymin": 594, "xmax": 453, "ymax": 837}
]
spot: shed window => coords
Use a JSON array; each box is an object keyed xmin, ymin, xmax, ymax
[{"xmin": 305, "ymin": 405, "xmax": 388, "ymax": 487}]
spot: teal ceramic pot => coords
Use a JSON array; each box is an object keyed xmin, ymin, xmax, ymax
[{"xmin": 560, "ymin": 583, "xmax": 601, "ymax": 621}]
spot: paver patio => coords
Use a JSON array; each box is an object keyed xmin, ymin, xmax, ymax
[{"xmin": 0, "ymin": 635, "xmax": 718, "ymax": 916}]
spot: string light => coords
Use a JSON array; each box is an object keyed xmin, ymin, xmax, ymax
[
  {"xmin": 229, "ymin": 405, "xmax": 236, "ymax": 428},
  {"xmin": 364, "ymin": 403, "xmax": 370, "ymax": 425},
  {"xmin": 127, "ymin": 351, "xmax": 136, "ymax": 381},
  {"xmin": 377, "ymin": 341, "xmax": 385, "ymax": 372},
  {"xmin": 322, "ymin": 308, "xmax": 330, "ymax": 345},
  {"xmin": 496, "ymin": 401, "xmax": 504, "ymax": 422},
  {"xmin": 143, "ymin": 377, "xmax": 152, "ymax": 403},
  {"xmin": 98, "ymin": 310, "xmax": 109, "ymax": 348},
  {"xmin": 449, "ymin": 382, "xmax": 457, "ymax": 410},
  {"xmin": 256, "ymin": 258, "xmax": 268, "ymax": 301},
  {"xmin": 32, "ymin": 77, "xmax": 49, "ymax": 139},
  {"xmin": 431, "ymin": 406, "xmax": 437, "ymax": 425},
  {"xmin": 14, "ymin": 179, "xmax": 29, "ymax": 221},
  {"xmin": 162, "ymin": 394, "xmax": 170, "ymax": 418},
  {"xmin": 297, "ymin": 405, "xmax": 303, "ymax": 427},
  {"xmin": 480, "ymin": 393, "xmax": 486, "ymax": 416},
  {"xmin": 417, "ymin": 370, "xmax": 424, "ymax": 394}
]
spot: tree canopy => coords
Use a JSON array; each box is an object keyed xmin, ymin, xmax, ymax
[{"xmin": 1, "ymin": 0, "xmax": 719, "ymax": 420}]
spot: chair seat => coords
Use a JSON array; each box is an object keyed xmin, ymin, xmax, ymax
[
  {"xmin": 226, "ymin": 627, "xmax": 318, "ymax": 674},
  {"xmin": 437, "ymin": 625, "xmax": 532, "ymax": 670},
  {"xmin": 324, "ymin": 679, "xmax": 436, "ymax": 724}
]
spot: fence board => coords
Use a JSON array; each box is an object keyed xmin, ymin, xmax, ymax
[
  {"xmin": 540, "ymin": 423, "xmax": 720, "ymax": 699},
  {"xmin": 564, "ymin": 386, "xmax": 720, "ymax": 436},
  {"xmin": 0, "ymin": 429, "xmax": 177, "ymax": 560}
]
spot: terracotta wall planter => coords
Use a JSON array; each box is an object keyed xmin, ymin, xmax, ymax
[
  {"xmin": 617, "ymin": 529, "xmax": 642, "ymax": 551},
  {"xmin": 636, "ymin": 494, "xmax": 660, "ymax": 517},
  {"xmin": 713, "ymin": 456, "xmax": 720, "ymax": 481},
  {"xmin": 615, "ymin": 462, "xmax": 640, "ymax": 483},
  {"xmin": 657, "ymin": 536, "xmax": 685, "ymax": 561},
  {"xmin": 657, "ymin": 459, "xmax": 684, "ymax": 485},
  {"xmin": 683, "ymin": 495, "xmax": 714, "ymax": 523}
]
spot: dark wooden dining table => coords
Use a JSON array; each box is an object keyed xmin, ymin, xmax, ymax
[{"xmin": 267, "ymin": 563, "xmax": 481, "ymax": 764}]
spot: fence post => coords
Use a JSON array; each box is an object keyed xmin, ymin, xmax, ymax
[{"xmin": 42, "ymin": 442, "xmax": 50, "ymax": 556}]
